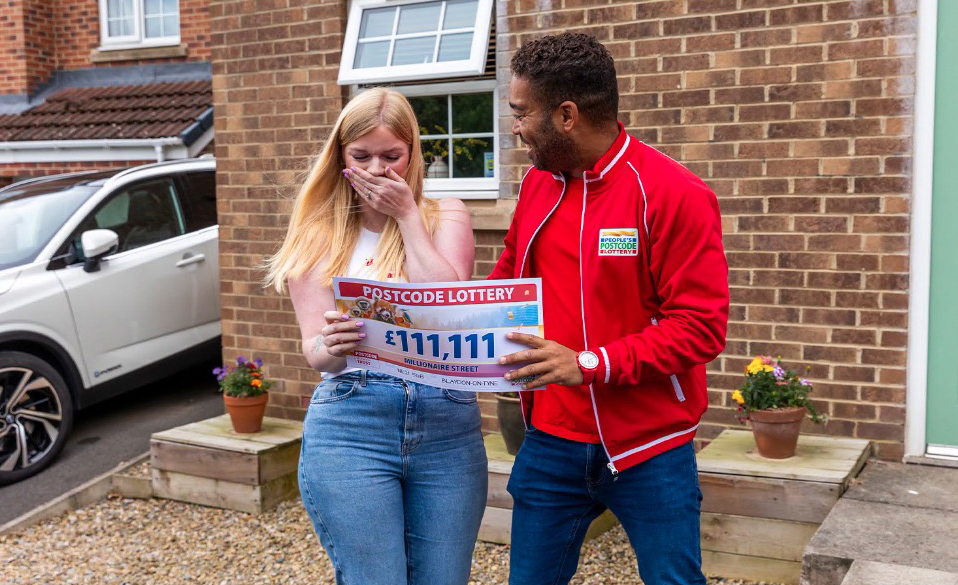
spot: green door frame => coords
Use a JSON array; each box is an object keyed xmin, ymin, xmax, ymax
[{"xmin": 926, "ymin": 0, "xmax": 958, "ymax": 453}]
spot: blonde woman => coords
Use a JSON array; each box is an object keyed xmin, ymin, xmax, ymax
[{"xmin": 266, "ymin": 89, "xmax": 487, "ymax": 585}]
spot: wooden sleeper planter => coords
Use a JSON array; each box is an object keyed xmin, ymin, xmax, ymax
[
  {"xmin": 150, "ymin": 414, "xmax": 303, "ymax": 514},
  {"xmin": 696, "ymin": 429, "xmax": 870, "ymax": 585}
]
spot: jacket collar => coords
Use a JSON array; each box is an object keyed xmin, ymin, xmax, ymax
[
  {"xmin": 546, "ymin": 122, "xmax": 631, "ymax": 185},
  {"xmin": 583, "ymin": 122, "xmax": 631, "ymax": 185}
]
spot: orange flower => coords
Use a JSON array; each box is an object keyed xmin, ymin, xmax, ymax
[
  {"xmin": 252, "ymin": 372, "xmax": 262, "ymax": 378},
  {"xmin": 251, "ymin": 379, "xmax": 262, "ymax": 388}
]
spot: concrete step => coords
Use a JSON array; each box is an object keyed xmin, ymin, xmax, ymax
[
  {"xmin": 840, "ymin": 560, "xmax": 958, "ymax": 585},
  {"xmin": 802, "ymin": 462, "xmax": 958, "ymax": 585}
]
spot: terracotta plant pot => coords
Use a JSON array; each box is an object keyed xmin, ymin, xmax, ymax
[
  {"xmin": 495, "ymin": 393, "xmax": 525, "ymax": 455},
  {"xmin": 749, "ymin": 406, "xmax": 806, "ymax": 459},
  {"xmin": 224, "ymin": 392, "xmax": 269, "ymax": 433}
]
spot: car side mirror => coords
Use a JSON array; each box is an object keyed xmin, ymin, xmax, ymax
[{"xmin": 81, "ymin": 229, "xmax": 119, "ymax": 273}]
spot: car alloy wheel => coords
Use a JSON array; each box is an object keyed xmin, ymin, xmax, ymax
[{"xmin": 0, "ymin": 351, "xmax": 73, "ymax": 484}]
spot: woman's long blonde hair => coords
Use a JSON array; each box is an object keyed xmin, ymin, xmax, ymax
[{"xmin": 265, "ymin": 88, "xmax": 438, "ymax": 291}]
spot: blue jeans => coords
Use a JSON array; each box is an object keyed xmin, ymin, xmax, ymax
[
  {"xmin": 507, "ymin": 428, "xmax": 705, "ymax": 585},
  {"xmin": 298, "ymin": 370, "xmax": 488, "ymax": 585}
]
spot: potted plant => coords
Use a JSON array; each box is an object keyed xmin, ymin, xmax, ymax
[
  {"xmin": 732, "ymin": 355, "xmax": 825, "ymax": 459},
  {"xmin": 214, "ymin": 356, "xmax": 273, "ymax": 433},
  {"xmin": 494, "ymin": 391, "xmax": 525, "ymax": 455}
]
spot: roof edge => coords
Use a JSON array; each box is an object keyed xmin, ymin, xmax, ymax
[{"xmin": 0, "ymin": 138, "xmax": 185, "ymax": 163}]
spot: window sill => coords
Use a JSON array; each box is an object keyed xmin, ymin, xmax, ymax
[
  {"xmin": 464, "ymin": 198, "xmax": 516, "ymax": 231},
  {"xmin": 92, "ymin": 43, "xmax": 188, "ymax": 63}
]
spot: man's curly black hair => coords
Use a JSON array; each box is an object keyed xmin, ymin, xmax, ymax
[{"xmin": 510, "ymin": 33, "xmax": 618, "ymax": 125}]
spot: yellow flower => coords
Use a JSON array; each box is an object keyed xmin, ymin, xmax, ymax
[
  {"xmin": 251, "ymin": 379, "xmax": 262, "ymax": 388},
  {"xmin": 746, "ymin": 357, "xmax": 764, "ymax": 374},
  {"xmin": 731, "ymin": 390, "xmax": 745, "ymax": 405},
  {"xmin": 763, "ymin": 365, "xmax": 774, "ymax": 373}
]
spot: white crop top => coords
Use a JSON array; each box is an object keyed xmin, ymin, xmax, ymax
[{"xmin": 322, "ymin": 227, "xmax": 406, "ymax": 379}]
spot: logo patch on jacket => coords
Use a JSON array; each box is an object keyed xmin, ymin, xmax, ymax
[{"xmin": 598, "ymin": 228, "xmax": 639, "ymax": 256}]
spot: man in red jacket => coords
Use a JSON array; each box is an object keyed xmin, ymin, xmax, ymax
[{"xmin": 492, "ymin": 34, "xmax": 729, "ymax": 585}]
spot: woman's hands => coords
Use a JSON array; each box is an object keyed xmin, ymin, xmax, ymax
[
  {"xmin": 316, "ymin": 311, "xmax": 366, "ymax": 357},
  {"xmin": 345, "ymin": 166, "xmax": 417, "ymax": 221}
]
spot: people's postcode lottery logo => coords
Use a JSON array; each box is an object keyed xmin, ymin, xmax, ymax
[{"xmin": 598, "ymin": 228, "xmax": 638, "ymax": 256}]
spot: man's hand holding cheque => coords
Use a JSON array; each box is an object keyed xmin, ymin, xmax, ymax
[{"xmin": 500, "ymin": 332, "xmax": 585, "ymax": 390}]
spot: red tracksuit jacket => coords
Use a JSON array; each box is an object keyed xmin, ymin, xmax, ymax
[{"xmin": 489, "ymin": 127, "xmax": 729, "ymax": 473}]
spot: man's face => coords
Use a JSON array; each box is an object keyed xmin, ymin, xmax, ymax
[{"xmin": 509, "ymin": 75, "xmax": 578, "ymax": 173}]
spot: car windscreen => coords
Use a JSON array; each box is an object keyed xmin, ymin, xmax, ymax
[{"xmin": 0, "ymin": 183, "xmax": 98, "ymax": 270}]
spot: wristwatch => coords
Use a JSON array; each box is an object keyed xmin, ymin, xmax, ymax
[{"xmin": 577, "ymin": 350, "xmax": 600, "ymax": 386}]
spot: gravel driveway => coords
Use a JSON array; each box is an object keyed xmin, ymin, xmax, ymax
[{"xmin": 1, "ymin": 489, "xmax": 780, "ymax": 585}]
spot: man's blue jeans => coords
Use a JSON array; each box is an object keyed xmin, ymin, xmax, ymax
[
  {"xmin": 298, "ymin": 370, "xmax": 488, "ymax": 585},
  {"xmin": 507, "ymin": 427, "xmax": 706, "ymax": 585}
]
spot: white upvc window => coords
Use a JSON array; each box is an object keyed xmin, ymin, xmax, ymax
[
  {"xmin": 396, "ymin": 80, "xmax": 498, "ymax": 199},
  {"xmin": 339, "ymin": 0, "xmax": 494, "ymax": 85},
  {"xmin": 99, "ymin": 0, "xmax": 181, "ymax": 50}
]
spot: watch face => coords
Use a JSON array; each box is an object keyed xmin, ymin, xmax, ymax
[{"xmin": 578, "ymin": 351, "xmax": 599, "ymax": 370}]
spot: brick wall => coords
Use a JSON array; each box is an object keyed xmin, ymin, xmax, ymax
[
  {"xmin": 211, "ymin": 0, "xmax": 348, "ymax": 420},
  {"xmin": 21, "ymin": 0, "xmax": 56, "ymax": 95},
  {"xmin": 0, "ymin": 2, "xmax": 33, "ymax": 94},
  {"xmin": 215, "ymin": 0, "xmax": 917, "ymax": 459},
  {"xmin": 496, "ymin": 0, "xmax": 915, "ymax": 460},
  {"xmin": 55, "ymin": 0, "xmax": 211, "ymax": 71},
  {"xmin": 0, "ymin": 0, "xmax": 211, "ymax": 96}
]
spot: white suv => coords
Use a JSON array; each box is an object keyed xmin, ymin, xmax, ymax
[{"xmin": 0, "ymin": 158, "xmax": 221, "ymax": 484}]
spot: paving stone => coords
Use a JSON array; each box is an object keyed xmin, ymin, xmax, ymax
[
  {"xmin": 845, "ymin": 461, "xmax": 958, "ymax": 513},
  {"xmin": 802, "ymin": 498, "xmax": 958, "ymax": 585},
  {"xmin": 840, "ymin": 560, "xmax": 958, "ymax": 585}
]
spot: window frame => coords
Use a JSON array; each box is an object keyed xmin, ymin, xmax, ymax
[
  {"xmin": 339, "ymin": 0, "xmax": 494, "ymax": 85},
  {"xmin": 391, "ymin": 80, "xmax": 499, "ymax": 200},
  {"xmin": 98, "ymin": 0, "xmax": 181, "ymax": 51}
]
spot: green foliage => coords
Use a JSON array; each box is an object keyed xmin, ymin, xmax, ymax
[{"xmin": 213, "ymin": 357, "xmax": 273, "ymax": 398}]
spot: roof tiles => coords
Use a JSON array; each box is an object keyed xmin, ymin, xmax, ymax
[{"xmin": 0, "ymin": 80, "xmax": 212, "ymax": 142}]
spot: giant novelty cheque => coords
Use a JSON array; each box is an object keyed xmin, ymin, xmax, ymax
[{"xmin": 333, "ymin": 277, "xmax": 544, "ymax": 392}]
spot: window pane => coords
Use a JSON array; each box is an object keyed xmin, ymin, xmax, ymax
[
  {"xmin": 397, "ymin": 1, "xmax": 441, "ymax": 34},
  {"xmin": 359, "ymin": 7, "xmax": 396, "ymax": 39},
  {"xmin": 108, "ymin": 18, "xmax": 133, "ymax": 37},
  {"xmin": 145, "ymin": 0, "xmax": 161, "ymax": 15},
  {"xmin": 164, "ymin": 15, "xmax": 179, "ymax": 36},
  {"xmin": 392, "ymin": 36, "xmax": 436, "ymax": 65},
  {"xmin": 443, "ymin": 0, "xmax": 479, "ymax": 29},
  {"xmin": 145, "ymin": 16, "xmax": 162, "ymax": 38},
  {"xmin": 422, "ymin": 140, "xmax": 450, "ymax": 177},
  {"xmin": 452, "ymin": 137, "xmax": 493, "ymax": 178},
  {"xmin": 354, "ymin": 41, "xmax": 390, "ymax": 68},
  {"xmin": 101, "ymin": 180, "xmax": 184, "ymax": 253},
  {"xmin": 108, "ymin": 0, "xmax": 133, "ymax": 17},
  {"xmin": 452, "ymin": 93, "xmax": 493, "ymax": 133},
  {"xmin": 437, "ymin": 32, "xmax": 472, "ymax": 62},
  {"xmin": 163, "ymin": 0, "xmax": 177, "ymax": 13},
  {"xmin": 179, "ymin": 172, "xmax": 217, "ymax": 233},
  {"xmin": 409, "ymin": 96, "xmax": 448, "ymax": 135}
]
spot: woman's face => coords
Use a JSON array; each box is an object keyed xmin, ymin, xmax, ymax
[{"xmin": 343, "ymin": 125, "xmax": 411, "ymax": 179}]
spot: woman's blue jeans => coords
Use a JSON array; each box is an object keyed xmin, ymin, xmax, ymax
[
  {"xmin": 507, "ymin": 427, "xmax": 706, "ymax": 585},
  {"xmin": 298, "ymin": 370, "xmax": 488, "ymax": 585}
]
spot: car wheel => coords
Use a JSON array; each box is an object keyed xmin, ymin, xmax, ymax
[{"xmin": 0, "ymin": 351, "xmax": 74, "ymax": 485}]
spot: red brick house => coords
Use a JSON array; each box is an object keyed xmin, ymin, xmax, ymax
[
  {"xmin": 210, "ymin": 0, "xmax": 958, "ymax": 464},
  {"xmin": 0, "ymin": 0, "xmax": 212, "ymax": 185}
]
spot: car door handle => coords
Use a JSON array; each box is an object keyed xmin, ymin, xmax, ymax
[{"xmin": 175, "ymin": 253, "xmax": 206, "ymax": 268}]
